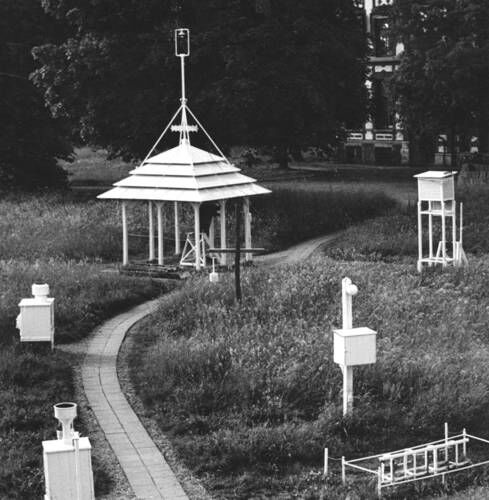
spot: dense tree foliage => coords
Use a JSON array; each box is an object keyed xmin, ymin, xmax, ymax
[
  {"xmin": 33, "ymin": 0, "xmax": 367, "ymax": 166},
  {"xmin": 392, "ymin": 0, "xmax": 489, "ymax": 162},
  {"xmin": 0, "ymin": 0, "xmax": 71, "ymax": 188}
]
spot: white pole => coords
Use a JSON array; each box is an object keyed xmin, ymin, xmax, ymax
[
  {"xmin": 463, "ymin": 428, "xmax": 467, "ymax": 457},
  {"xmin": 323, "ymin": 448, "xmax": 328, "ymax": 476},
  {"xmin": 157, "ymin": 202, "xmax": 164, "ymax": 265},
  {"xmin": 243, "ymin": 197, "xmax": 252, "ymax": 261},
  {"xmin": 441, "ymin": 187, "xmax": 447, "ymax": 266},
  {"xmin": 459, "ymin": 203, "xmax": 463, "ymax": 246},
  {"xmin": 74, "ymin": 432, "xmax": 82, "ymax": 500},
  {"xmin": 220, "ymin": 200, "xmax": 227, "ymax": 266},
  {"xmin": 445, "ymin": 422, "xmax": 449, "ymax": 461},
  {"xmin": 341, "ymin": 456, "xmax": 346, "ymax": 485},
  {"xmin": 193, "ymin": 203, "xmax": 201, "ymax": 270},
  {"xmin": 341, "ymin": 278, "xmax": 357, "ymax": 415},
  {"xmin": 377, "ymin": 466, "xmax": 382, "ymax": 498},
  {"xmin": 209, "ymin": 217, "xmax": 215, "ymax": 250},
  {"xmin": 148, "ymin": 201, "xmax": 154, "ymax": 261},
  {"xmin": 122, "ymin": 202, "xmax": 128, "ymax": 266},
  {"xmin": 452, "ymin": 201, "xmax": 456, "ymax": 264},
  {"xmin": 174, "ymin": 201, "xmax": 180, "ymax": 254},
  {"xmin": 417, "ymin": 201, "xmax": 422, "ymax": 272},
  {"xmin": 342, "ymin": 365, "xmax": 353, "ymax": 416},
  {"xmin": 180, "ymin": 56, "xmax": 186, "ymax": 104},
  {"xmin": 428, "ymin": 201, "xmax": 433, "ymax": 264},
  {"xmin": 342, "ymin": 277, "xmax": 357, "ymax": 330}
]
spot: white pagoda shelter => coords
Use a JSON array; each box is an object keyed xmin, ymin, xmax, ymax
[{"xmin": 98, "ymin": 28, "xmax": 270, "ymax": 270}]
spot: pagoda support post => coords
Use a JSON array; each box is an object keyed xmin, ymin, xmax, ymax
[
  {"xmin": 122, "ymin": 201, "xmax": 128, "ymax": 266},
  {"xmin": 243, "ymin": 197, "xmax": 252, "ymax": 261},
  {"xmin": 220, "ymin": 200, "xmax": 227, "ymax": 265},
  {"xmin": 209, "ymin": 218, "xmax": 215, "ymax": 249},
  {"xmin": 193, "ymin": 202, "xmax": 201, "ymax": 270},
  {"xmin": 174, "ymin": 201, "xmax": 180, "ymax": 254},
  {"xmin": 148, "ymin": 201, "xmax": 155, "ymax": 261},
  {"xmin": 157, "ymin": 202, "xmax": 164, "ymax": 265}
]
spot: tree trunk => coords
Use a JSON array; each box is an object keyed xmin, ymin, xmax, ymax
[
  {"xmin": 450, "ymin": 124, "xmax": 457, "ymax": 167},
  {"xmin": 276, "ymin": 144, "xmax": 289, "ymax": 169}
]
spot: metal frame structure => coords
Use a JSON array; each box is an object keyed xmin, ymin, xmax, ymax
[{"xmin": 328, "ymin": 424, "xmax": 489, "ymax": 498}]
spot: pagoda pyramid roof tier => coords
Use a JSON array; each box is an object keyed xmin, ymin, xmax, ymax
[
  {"xmin": 98, "ymin": 142, "xmax": 270, "ymax": 203},
  {"xmin": 144, "ymin": 143, "xmax": 225, "ymax": 165},
  {"xmin": 98, "ymin": 183, "xmax": 269, "ymax": 203}
]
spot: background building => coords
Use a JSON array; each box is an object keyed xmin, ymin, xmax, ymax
[{"xmin": 344, "ymin": 0, "xmax": 409, "ymax": 165}]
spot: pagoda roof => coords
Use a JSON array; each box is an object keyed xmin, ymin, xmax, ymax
[
  {"xmin": 143, "ymin": 143, "xmax": 224, "ymax": 165},
  {"xmin": 97, "ymin": 141, "xmax": 270, "ymax": 203}
]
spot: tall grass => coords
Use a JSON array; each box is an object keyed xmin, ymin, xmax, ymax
[
  {"xmin": 129, "ymin": 257, "xmax": 489, "ymax": 498},
  {"xmin": 0, "ymin": 259, "xmax": 169, "ymax": 344},
  {"xmin": 325, "ymin": 185, "xmax": 489, "ymax": 262},
  {"xmin": 252, "ymin": 187, "xmax": 397, "ymax": 251},
  {"xmin": 0, "ymin": 192, "xmax": 137, "ymax": 261},
  {"xmin": 0, "ymin": 191, "xmax": 174, "ymax": 498}
]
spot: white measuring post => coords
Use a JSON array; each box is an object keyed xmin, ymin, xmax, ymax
[
  {"xmin": 121, "ymin": 201, "xmax": 128, "ymax": 266},
  {"xmin": 334, "ymin": 278, "xmax": 376, "ymax": 416},
  {"xmin": 209, "ymin": 257, "xmax": 219, "ymax": 283},
  {"xmin": 323, "ymin": 448, "xmax": 329, "ymax": 476},
  {"xmin": 148, "ymin": 201, "xmax": 155, "ymax": 261},
  {"xmin": 414, "ymin": 171, "xmax": 467, "ymax": 271},
  {"xmin": 17, "ymin": 283, "xmax": 55, "ymax": 350},
  {"xmin": 42, "ymin": 403, "xmax": 94, "ymax": 500}
]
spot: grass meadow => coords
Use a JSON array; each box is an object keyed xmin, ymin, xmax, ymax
[
  {"xmin": 0, "ymin": 191, "xmax": 174, "ymax": 499},
  {"xmin": 0, "ymin": 177, "xmax": 395, "ymax": 498},
  {"xmin": 324, "ymin": 184, "xmax": 489, "ymax": 263},
  {"xmin": 127, "ymin": 184, "xmax": 489, "ymax": 498}
]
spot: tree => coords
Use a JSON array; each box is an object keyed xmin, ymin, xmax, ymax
[
  {"xmin": 392, "ymin": 0, "xmax": 489, "ymax": 163},
  {"xmin": 33, "ymin": 0, "xmax": 367, "ymax": 167},
  {"xmin": 0, "ymin": 0, "xmax": 72, "ymax": 188}
]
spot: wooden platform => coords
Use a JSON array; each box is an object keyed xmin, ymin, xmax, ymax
[{"xmin": 120, "ymin": 262, "xmax": 191, "ymax": 280}]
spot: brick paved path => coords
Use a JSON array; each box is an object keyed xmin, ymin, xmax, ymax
[{"xmin": 81, "ymin": 299, "xmax": 188, "ymax": 499}]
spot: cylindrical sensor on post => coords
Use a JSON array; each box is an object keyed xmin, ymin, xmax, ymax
[
  {"xmin": 32, "ymin": 283, "xmax": 50, "ymax": 299},
  {"xmin": 175, "ymin": 28, "xmax": 190, "ymax": 56},
  {"xmin": 54, "ymin": 402, "xmax": 77, "ymax": 445}
]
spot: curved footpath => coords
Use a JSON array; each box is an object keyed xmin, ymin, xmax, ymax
[
  {"xmin": 81, "ymin": 299, "xmax": 188, "ymax": 499},
  {"xmin": 81, "ymin": 233, "xmax": 336, "ymax": 499}
]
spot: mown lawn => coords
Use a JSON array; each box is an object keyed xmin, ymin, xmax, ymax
[{"xmin": 127, "ymin": 185, "xmax": 489, "ymax": 499}]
